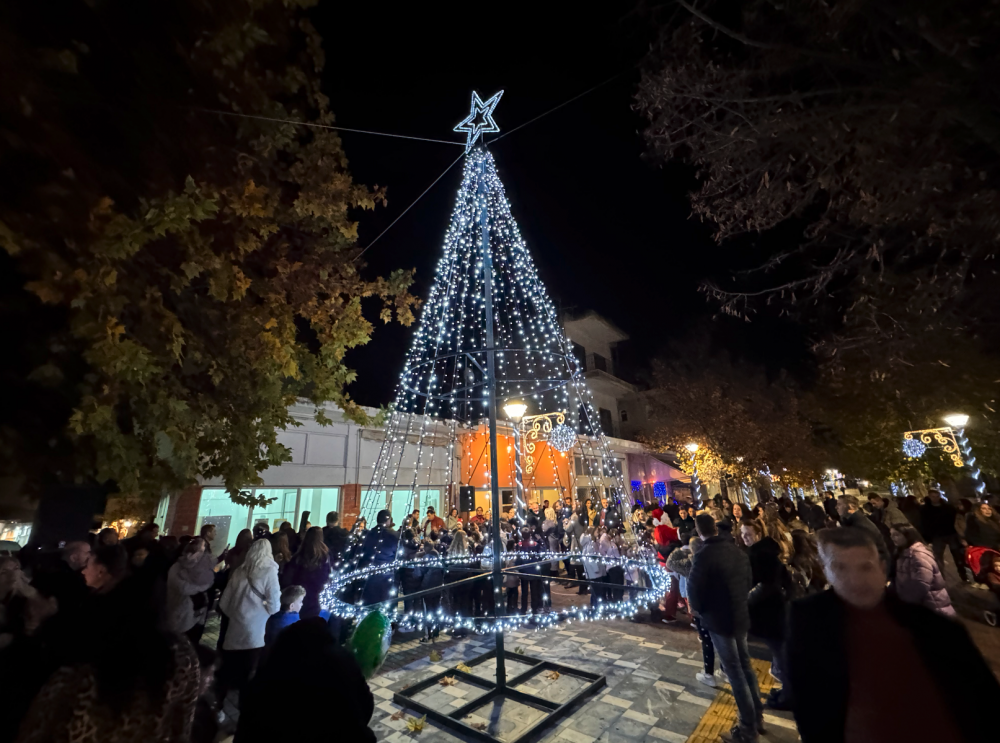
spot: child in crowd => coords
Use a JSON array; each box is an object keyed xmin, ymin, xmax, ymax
[{"xmin": 264, "ymin": 585, "xmax": 305, "ymax": 647}]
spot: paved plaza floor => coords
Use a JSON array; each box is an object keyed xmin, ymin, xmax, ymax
[
  {"xmin": 368, "ymin": 576, "xmax": 801, "ymax": 743},
  {"xmin": 205, "ymin": 554, "xmax": 1000, "ymax": 743}
]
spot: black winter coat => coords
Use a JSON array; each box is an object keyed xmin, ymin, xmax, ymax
[
  {"xmin": 966, "ymin": 512, "xmax": 1000, "ymax": 550},
  {"xmin": 746, "ymin": 538, "xmax": 789, "ymax": 640},
  {"xmin": 322, "ymin": 525, "xmax": 349, "ymax": 564},
  {"xmin": 687, "ymin": 534, "xmax": 752, "ymax": 636},
  {"xmin": 786, "ymin": 590, "xmax": 999, "ymax": 743},
  {"xmin": 919, "ymin": 500, "xmax": 958, "ymax": 540}
]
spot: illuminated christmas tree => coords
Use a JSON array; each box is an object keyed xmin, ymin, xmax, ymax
[
  {"xmin": 326, "ymin": 95, "xmax": 667, "ymax": 732},
  {"xmin": 358, "ymin": 108, "xmax": 633, "ymax": 532}
]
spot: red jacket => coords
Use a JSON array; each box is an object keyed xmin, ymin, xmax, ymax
[{"xmin": 653, "ymin": 524, "xmax": 680, "ymax": 566}]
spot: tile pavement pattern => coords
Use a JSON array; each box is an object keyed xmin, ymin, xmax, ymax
[{"xmin": 370, "ymin": 619, "xmax": 799, "ymax": 743}]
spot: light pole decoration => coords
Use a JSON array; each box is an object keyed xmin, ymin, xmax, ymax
[
  {"xmin": 502, "ymin": 400, "xmax": 528, "ymax": 523},
  {"xmin": 685, "ymin": 442, "xmax": 700, "ymax": 506},
  {"xmin": 943, "ymin": 414, "xmax": 987, "ymax": 496},
  {"xmin": 902, "ymin": 413, "xmax": 986, "ymax": 496}
]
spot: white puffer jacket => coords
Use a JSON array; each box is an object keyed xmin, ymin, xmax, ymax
[{"xmin": 219, "ymin": 561, "xmax": 281, "ymax": 650}]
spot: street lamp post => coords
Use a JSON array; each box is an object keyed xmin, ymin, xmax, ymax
[{"xmin": 685, "ymin": 443, "xmax": 700, "ymax": 507}]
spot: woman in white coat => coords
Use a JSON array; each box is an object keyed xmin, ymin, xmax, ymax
[
  {"xmin": 216, "ymin": 538, "xmax": 280, "ymax": 720},
  {"xmin": 166, "ymin": 538, "xmax": 215, "ymax": 643},
  {"xmin": 581, "ymin": 529, "xmax": 607, "ymax": 606}
]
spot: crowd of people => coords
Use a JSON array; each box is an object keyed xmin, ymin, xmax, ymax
[
  {"xmin": 0, "ymin": 518, "xmax": 376, "ymax": 743},
  {"xmin": 2, "ymin": 486, "xmax": 999, "ymax": 743},
  {"xmin": 653, "ymin": 489, "xmax": 1000, "ymax": 742}
]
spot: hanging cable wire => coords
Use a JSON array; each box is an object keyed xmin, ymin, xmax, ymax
[
  {"xmin": 191, "ymin": 107, "xmax": 467, "ymax": 147},
  {"xmin": 487, "ymin": 72, "xmax": 627, "ymax": 145},
  {"xmin": 355, "ymin": 150, "xmax": 467, "ymax": 260}
]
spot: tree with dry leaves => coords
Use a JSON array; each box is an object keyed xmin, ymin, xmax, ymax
[
  {"xmin": 0, "ymin": 0, "xmax": 417, "ymax": 510},
  {"xmin": 638, "ymin": 343, "xmax": 827, "ymax": 488},
  {"xmin": 636, "ymin": 0, "xmax": 1000, "ymax": 481}
]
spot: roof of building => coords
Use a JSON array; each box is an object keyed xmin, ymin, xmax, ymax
[{"xmin": 562, "ymin": 311, "xmax": 629, "ymax": 342}]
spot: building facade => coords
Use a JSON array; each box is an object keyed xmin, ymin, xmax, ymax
[{"xmin": 157, "ymin": 313, "xmax": 697, "ymax": 546}]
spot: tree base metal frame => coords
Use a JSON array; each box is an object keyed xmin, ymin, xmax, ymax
[{"xmin": 393, "ymin": 646, "xmax": 606, "ymax": 743}]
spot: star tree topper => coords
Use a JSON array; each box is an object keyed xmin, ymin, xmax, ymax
[{"xmin": 454, "ymin": 90, "xmax": 503, "ymax": 151}]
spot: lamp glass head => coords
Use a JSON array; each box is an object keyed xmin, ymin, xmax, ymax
[
  {"xmin": 503, "ymin": 401, "xmax": 527, "ymax": 421},
  {"xmin": 943, "ymin": 413, "xmax": 969, "ymax": 428},
  {"xmin": 685, "ymin": 443, "xmax": 699, "ymax": 453}
]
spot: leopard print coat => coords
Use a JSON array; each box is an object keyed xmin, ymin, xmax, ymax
[{"xmin": 15, "ymin": 636, "xmax": 199, "ymax": 743}]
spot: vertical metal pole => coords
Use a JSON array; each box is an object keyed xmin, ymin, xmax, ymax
[{"xmin": 478, "ymin": 149, "xmax": 507, "ymax": 690}]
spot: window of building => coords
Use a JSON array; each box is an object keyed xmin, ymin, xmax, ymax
[
  {"xmin": 574, "ymin": 456, "xmax": 584, "ymax": 476},
  {"xmin": 571, "ymin": 342, "xmax": 586, "ymax": 370},
  {"xmin": 577, "ymin": 405, "xmax": 596, "ymax": 436},
  {"xmin": 360, "ymin": 489, "xmax": 417, "ymax": 531},
  {"xmin": 155, "ymin": 495, "xmax": 170, "ymax": 532},
  {"xmin": 420, "ymin": 488, "xmax": 443, "ymax": 517},
  {"xmin": 592, "ymin": 354, "xmax": 608, "ymax": 372},
  {"xmin": 599, "ymin": 408, "xmax": 614, "ymax": 435},
  {"xmin": 608, "ymin": 458, "xmax": 623, "ymax": 478},
  {"xmin": 197, "ymin": 489, "xmax": 252, "ymax": 554},
  {"xmin": 253, "ymin": 489, "xmax": 299, "ymax": 533},
  {"xmin": 620, "ymin": 409, "xmax": 628, "ymax": 422},
  {"xmin": 299, "ymin": 488, "xmax": 339, "ymax": 528}
]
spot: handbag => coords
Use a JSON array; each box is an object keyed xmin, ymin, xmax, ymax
[{"xmin": 247, "ymin": 576, "xmax": 272, "ymax": 612}]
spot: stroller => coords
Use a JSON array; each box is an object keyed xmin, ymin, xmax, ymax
[{"xmin": 966, "ymin": 546, "xmax": 1000, "ymax": 627}]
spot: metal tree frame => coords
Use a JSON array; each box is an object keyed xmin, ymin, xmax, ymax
[
  {"xmin": 387, "ymin": 151, "xmax": 607, "ymax": 743},
  {"xmin": 393, "ymin": 647, "xmax": 605, "ymax": 743}
]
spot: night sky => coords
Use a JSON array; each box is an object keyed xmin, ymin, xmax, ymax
[{"xmin": 313, "ymin": 1, "xmax": 810, "ymax": 406}]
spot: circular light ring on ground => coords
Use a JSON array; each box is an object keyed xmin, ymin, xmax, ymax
[{"xmin": 320, "ymin": 551, "xmax": 669, "ymax": 635}]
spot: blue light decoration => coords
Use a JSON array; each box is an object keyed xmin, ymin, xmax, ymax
[
  {"xmin": 653, "ymin": 482, "xmax": 667, "ymax": 500},
  {"xmin": 902, "ymin": 437, "xmax": 927, "ymax": 459},
  {"xmin": 548, "ymin": 423, "xmax": 577, "ymax": 453},
  {"xmin": 453, "ymin": 90, "xmax": 503, "ymax": 151},
  {"xmin": 630, "ymin": 480, "xmax": 642, "ymax": 494}
]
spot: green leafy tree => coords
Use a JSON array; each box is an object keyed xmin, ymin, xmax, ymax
[{"xmin": 0, "ymin": 0, "xmax": 417, "ymax": 511}]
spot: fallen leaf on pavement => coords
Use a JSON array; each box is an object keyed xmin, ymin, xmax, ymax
[
  {"xmin": 429, "ymin": 650, "xmax": 442, "ymax": 662},
  {"xmin": 406, "ymin": 714, "xmax": 427, "ymax": 732},
  {"xmin": 456, "ymin": 662, "xmax": 472, "ymax": 673},
  {"xmin": 439, "ymin": 676, "xmax": 458, "ymax": 686},
  {"xmin": 546, "ymin": 670, "xmax": 560, "ymax": 680}
]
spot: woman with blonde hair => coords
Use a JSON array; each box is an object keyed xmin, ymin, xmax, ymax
[
  {"xmin": 761, "ymin": 502, "xmax": 794, "ymax": 561},
  {"xmin": 217, "ymin": 538, "xmax": 280, "ymax": 721}
]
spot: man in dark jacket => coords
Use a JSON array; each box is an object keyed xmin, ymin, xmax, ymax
[
  {"xmin": 688, "ymin": 514, "xmax": 763, "ymax": 742},
  {"xmin": 787, "ymin": 527, "xmax": 998, "ymax": 743},
  {"xmin": 919, "ymin": 489, "xmax": 968, "ymax": 582},
  {"xmin": 823, "ymin": 492, "xmax": 839, "ymax": 523},
  {"xmin": 799, "ymin": 497, "xmax": 826, "ymax": 532},
  {"xmin": 836, "ymin": 495, "xmax": 890, "ymax": 566},
  {"xmin": 359, "ymin": 510, "xmax": 399, "ymax": 605},
  {"xmin": 322, "ymin": 511, "xmax": 349, "ymax": 568}
]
